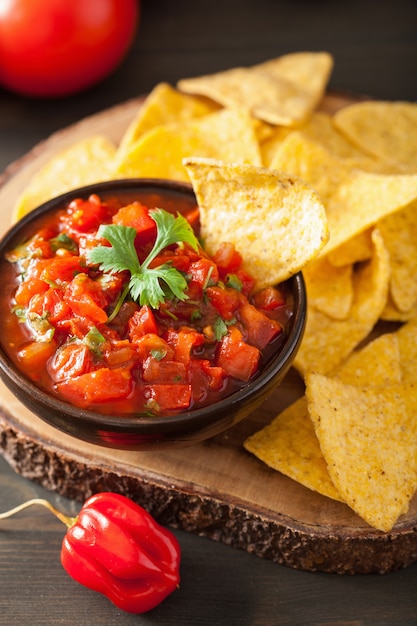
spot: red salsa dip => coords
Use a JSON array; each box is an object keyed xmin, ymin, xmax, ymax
[{"xmin": 1, "ymin": 191, "xmax": 293, "ymax": 416}]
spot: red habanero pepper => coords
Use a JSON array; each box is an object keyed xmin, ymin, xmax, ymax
[{"xmin": 0, "ymin": 493, "xmax": 181, "ymax": 614}]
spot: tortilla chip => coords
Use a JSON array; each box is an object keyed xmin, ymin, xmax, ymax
[
  {"xmin": 269, "ymin": 131, "xmax": 351, "ymax": 203},
  {"xmin": 325, "ymin": 171, "xmax": 417, "ymax": 255},
  {"xmin": 294, "ymin": 229, "xmax": 390, "ymax": 376},
  {"xmin": 333, "ymin": 100, "xmax": 417, "ymax": 172},
  {"xmin": 326, "ymin": 229, "xmax": 373, "ymax": 267},
  {"xmin": 113, "ymin": 108, "xmax": 262, "ymax": 182},
  {"xmin": 303, "ymin": 256, "xmax": 353, "ymax": 320},
  {"xmin": 183, "ymin": 157, "xmax": 329, "ymax": 288},
  {"xmin": 116, "ymin": 82, "xmax": 219, "ymax": 157},
  {"xmin": 12, "ymin": 135, "xmax": 117, "ymax": 222},
  {"xmin": 178, "ymin": 51, "xmax": 333, "ymax": 126},
  {"xmin": 270, "ymin": 132, "xmax": 417, "ymax": 255},
  {"xmin": 244, "ymin": 333, "xmax": 402, "ymax": 502},
  {"xmin": 378, "ymin": 200, "xmax": 417, "ymax": 312},
  {"xmin": 244, "ymin": 396, "xmax": 343, "ymax": 501},
  {"xmin": 396, "ymin": 318, "xmax": 417, "ymax": 382},
  {"xmin": 306, "ymin": 373, "xmax": 417, "ymax": 531},
  {"xmin": 332, "ymin": 332, "xmax": 402, "ymax": 384}
]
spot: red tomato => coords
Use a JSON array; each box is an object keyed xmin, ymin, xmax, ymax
[{"xmin": 0, "ymin": 0, "xmax": 139, "ymax": 97}]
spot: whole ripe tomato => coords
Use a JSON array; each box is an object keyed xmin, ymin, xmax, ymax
[{"xmin": 0, "ymin": 0, "xmax": 139, "ymax": 97}]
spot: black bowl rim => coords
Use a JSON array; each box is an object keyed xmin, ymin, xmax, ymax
[{"xmin": 0, "ymin": 178, "xmax": 306, "ymax": 437}]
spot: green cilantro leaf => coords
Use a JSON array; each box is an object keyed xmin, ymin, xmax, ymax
[{"xmin": 88, "ymin": 208, "xmax": 199, "ymax": 310}]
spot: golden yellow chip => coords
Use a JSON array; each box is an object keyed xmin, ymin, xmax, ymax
[
  {"xmin": 183, "ymin": 157, "xmax": 329, "ymax": 288},
  {"xmin": 268, "ymin": 131, "xmax": 350, "ymax": 203},
  {"xmin": 244, "ymin": 396, "xmax": 343, "ymax": 501},
  {"xmin": 244, "ymin": 333, "xmax": 402, "ymax": 502},
  {"xmin": 306, "ymin": 373, "xmax": 417, "ymax": 531},
  {"xmin": 270, "ymin": 132, "xmax": 417, "ymax": 256},
  {"xmin": 178, "ymin": 51, "xmax": 333, "ymax": 126},
  {"xmin": 380, "ymin": 296, "xmax": 417, "ymax": 323},
  {"xmin": 116, "ymin": 82, "xmax": 219, "ymax": 158},
  {"xmin": 325, "ymin": 170, "xmax": 417, "ymax": 255},
  {"xmin": 12, "ymin": 135, "xmax": 117, "ymax": 222},
  {"xmin": 378, "ymin": 201, "xmax": 417, "ymax": 312},
  {"xmin": 333, "ymin": 100, "xmax": 417, "ymax": 172},
  {"xmin": 326, "ymin": 228, "xmax": 373, "ymax": 267},
  {"xmin": 259, "ymin": 125, "xmax": 293, "ymax": 167},
  {"xmin": 303, "ymin": 256, "xmax": 353, "ymax": 320},
  {"xmin": 332, "ymin": 332, "xmax": 402, "ymax": 384},
  {"xmin": 396, "ymin": 318, "xmax": 417, "ymax": 382},
  {"xmin": 113, "ymin": 108, "xmax": 262, "ymax": 182},
  {"xmin": 294, "ymin": 229, "xmax": 390, "ymax": 376}
]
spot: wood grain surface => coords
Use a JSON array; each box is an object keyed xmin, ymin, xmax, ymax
[{"xmin": 1, "ymin": 91, "xmax": 417, "ymax": 576}]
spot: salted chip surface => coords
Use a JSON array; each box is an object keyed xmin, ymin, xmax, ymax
[
  {"xmin": 116, "ymin": 82, "xmax": 219, "ymax": 157},
  {"xmin": 333, "ymin": 100, "xmax": 417, "ymax": 171},
  {"xmin": 244, "ymin": 333, "xmax": 402, "ymax": 502},
  {"xmin": 396, "ymin": 318, "xmax": 417, "ymax": 382},
  {"xmin": 12, "ymin": 135, "xmax": 117, "ymax": 222},
  {"xmin": 326, "ymin": 229, "xmax": 373, "ymax": 267},
  {"xmin": 378, "ymin": 201, "xmax": 417, "ymax": 312},
  {"xmin": 183, "ymin": 157, "xmax": 329, "ymax": 288},
  {"xmin": 325, "ymin": 170, "xmax": 417, "ymax": 255},
  {"xmin": 306, "ymin": 373, "xmax": 417, "ymax": 531},
  {"xmin": 114, "ymin": 108, "xmax": 261, "ymax": 182},
  {"xmin": 244, "ymin": 397, "xmax": 343, "ymax": 501},
  {"xmin": 294, "ymin": 229, "xmax": 390, "ymax": 376},
  {"xmin": 303, "ymin": 256, "xmax": 353, "ymax": 320},
  {"xmin": 178, "ymin": 51, "xmax": 333, "ymax": 126}
]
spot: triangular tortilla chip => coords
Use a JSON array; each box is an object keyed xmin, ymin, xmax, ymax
[
  {"xmin": 178, "ymin": 52, "xmax": 333, "ymax": 126},
  {"xmin": 306, "ymin": 373, "xmax": 417, "ymax": 531},
  {"xmin": 184, "ymin": 157, "xmax": 329, "ymax": 288},
  {"xmin": 113, "ymin": 108, "xmax": 261, "ymax": 181}
]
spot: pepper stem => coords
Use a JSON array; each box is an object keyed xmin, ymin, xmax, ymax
[{"xmin": 0, "ymin": 498, "xmax": 76, "ymax": 528}]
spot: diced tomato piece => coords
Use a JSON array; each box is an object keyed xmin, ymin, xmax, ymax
[
  {"xmin": 63, "ymin": 195, "xmax": 112, "ymax": 235},
  {"xmin": 48, "ymin": 343, "xmax": 93, "ymax": 382},
  {"xmin": 238, "ymin": 302, "xmax": 281, "ymax": 349},
  {"xmin": 187, "ymin": 258, "xmax": 219, "ymax": 289},
  {"xmin": 28, "ymin": 288, "xmax": 71, "ymax": 324},
  {"xmin": 144, "ymin": 383, "xmax": 192, "ymax": 411},
  {"xmin": 55, "ymin": 316, "xmax": 93, "ymax": 339},
  {"xmin": 14, "ymin": 277, "xmax": 49, "ymax": 307},
  {"xmin": 112, "ymin": 202, "xmax": 157, "ymax": 245},
  {"xmin": 216, "ymin": 326, "xmax": 260, "ymax": 381},
  {"xmin": 17, "ymin": 339, "xmax": 57, "ymax": 376},
  {"xmin": 105, "ymin": 342, "xmax": 138, "ymax": 370},
  {"xmin": 142, "ymin": 358, "xmax": 187, "ymax": 383},
  {"xmin": 212, "ymin": 242, "xmax": 242, "ymax": 275},
  {"xmin": 64, "ymin": 273, "xmax": 108, "ymax": 324},
  {"xmin": 235, "ymin": 269, "xmax": 255, "ymax": 297},
  {"xmin": 57, "ymin": 367, "xmax": 132, "ymax": 405},
  {"xmin": 167, "ymin": 327, "xmax": 205, "ymax": 364},
  {"xmin": 148, "ymin": 251, "xmax": 191, "ymax": 273},
  {"xmin": 200, "ymin": 360, "xmax": 226, "ymax": 391},
  {"xmin": 206, "ymin": 285, "xmax": 241, "ymax": 320},
  {"xmin": 252, "ymin": 286, "xmax": 286, "ymax": 311},
  {"xmin": 128, "ymin": 306, "xmax": 158, "ymax": 342},
  {"xmin": 132, "ymin": 333, "xmax": 175, "ymax": 361},
  {"xmin": 40, "ymin": 256, "xmax": 85, "ymax": 285}
]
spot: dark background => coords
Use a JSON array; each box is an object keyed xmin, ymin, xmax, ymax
[{"xmin": 1, "ymin": 1, "xmax": 417, "ymax": 624}]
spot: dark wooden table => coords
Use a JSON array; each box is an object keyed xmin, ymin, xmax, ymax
[{"xmin": 1, "ymin": 1, "xmax": 417, "ymax": 624}]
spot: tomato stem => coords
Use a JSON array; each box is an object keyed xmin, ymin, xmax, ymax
[{"xmin": 0, "ymin": 498, "xmax": 76, "ymax": 528}]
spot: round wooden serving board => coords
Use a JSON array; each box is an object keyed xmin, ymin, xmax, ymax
[{"xmin": 1, "ymin": 93, "xmax": 416, "ymax": 575}]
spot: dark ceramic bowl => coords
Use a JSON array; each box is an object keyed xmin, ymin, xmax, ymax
[{"xmin": 0, "ymin": 179, "xmax": 306, "ymax": 450}]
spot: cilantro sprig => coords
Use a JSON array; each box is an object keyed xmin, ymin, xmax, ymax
[{"xmin": 88, "ymin": 209, "xmax": 199, "ymax": 310}]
